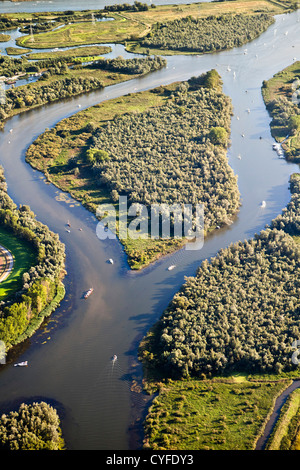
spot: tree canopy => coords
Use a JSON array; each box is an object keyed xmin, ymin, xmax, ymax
[{"xmin": 139, "ymin": 174, "xmax": 300, "ymax": 377}]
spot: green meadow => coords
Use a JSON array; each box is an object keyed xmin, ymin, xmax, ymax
[{"xmin": 0, "ymin": 227, "xmax": 37, "ymax": 300}]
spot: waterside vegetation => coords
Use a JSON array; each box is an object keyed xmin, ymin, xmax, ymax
[
  {"xmin": 0, "ymin": 402, "xmax": 65, "ymax": 450},
  {"xmin": 0, "ymin": 55, "xmax": 166, "ymax": 130},
  {"xmin": 262, "ymin": 60, "xmax": 300, "ymax": 162},
  {"xmin": 26, "ymin": 71, "xmax": 240, "ymax": 269},
  {"xmin": 139, "ymin": 62, "xmax": 300, "ymax": 449},
  {"xmin": 142, "ymin": 376, "xmax": 290, "ymax": 450},
  {"xmin": 0, "ymin": 167, "xmax": 65, "ymax": 351}
]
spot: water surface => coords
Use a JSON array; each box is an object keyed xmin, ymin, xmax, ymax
[{"xmin": 0, "ymin": 6, "xmax": 299, "ymax": 450}]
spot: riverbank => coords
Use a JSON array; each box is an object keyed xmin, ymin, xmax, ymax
[
  {"xmin": 262, "ymin": 60, "xmax": 300, "ymax": 162},
  {"xmin": 0, "ymin": 167, "xmax": 66, "ymax": 352},
  {"xmin": 142, "ymin": 374, "xmax": 293, "ymax": 450}
]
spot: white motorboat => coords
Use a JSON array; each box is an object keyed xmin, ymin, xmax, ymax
[
  {"xmin": 108, "ymin": 258, "xmax": 114, "ymax": 264},
  {"xmin": 84, "ymin": 288, "xmax": 93, "ymax": 299},
  {"xmin": 112, "ymin": 354, "xmax": 117, "ymax": 362},
  {"xmin": 168, "ymin": 265, "xmax": 176, "ymax": 271},
  {"xmin": 14, "ymin": 361, "xmax": 28, "ymax": 367},
  {"xmin": 261, "ymin": 200, "xmax": 266, "ymax": 208}
]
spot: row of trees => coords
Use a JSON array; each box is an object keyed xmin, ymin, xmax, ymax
[
  {"xmin": 0, "ymin": 167, "xmax": 65, "ymax": 349},
  {"xmin": 0, "ymin": 55, "xmax": 75, "ymax": 78},
  {"xmin": 0, "ymin": 402, "xmax": 65, "ymax": 450},
  {"xmin": 89, "ymin": 55, "xmax": 166, "ymax": 75},
  {"xmin": 139, "ymin": 175, "xmax": 300, "ymax": 377},
  {"xmin": 0, "ymin": 56, "xmax": 167, "ymax": 126},
  {"xmin": 271, "ymin": 173, "xmax": 300, "ymax": 235},
  {"xmin": 0, "ymin": 15, "xmax": 31, "ymax": 32},
  {"xmin": 90, "ymin": 72, "xmax": 240, "ymax": 232},
  {"xmin": 140, "ymin": 13, "xmax": 275, "ymax": 53},
  {"xmin": 103, "ymin": 2, "xmax": 152, "ymax": 12},
  {"xmin": 0, "ymin": 76, "xmax": 104, "ymax": 121}
]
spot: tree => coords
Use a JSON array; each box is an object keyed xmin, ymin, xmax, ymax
[
  {"xmin": 204, "ymin": 69, "xmax": 223, "ymax": 90},
  {"xmin": 208, "ymin": 127, "xmax": 228, "ymax": 146},
  {"xmin": 0, "ymin": 402, "xmax": 65, "ymax": 450},
  {"xmin": 86, "ymin": 148, "xmax": 109, "ymax": 164},
  {"xmin": 288, "ymin": 115, "xmax": 300, "ymax": 134}
]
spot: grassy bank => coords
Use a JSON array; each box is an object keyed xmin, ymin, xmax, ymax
[
  {"xmin": 262, "ymin": 60, "xmax": 300, "ymax": 161},
  {"xmin": 142, "ymin": 376, "xmax": 290, "ymax": 450},
  {"xmin": 266, "ymin": 388, "xmax": 300, "ymax": 449},
  {"xmin": 26, "ymin": 45, "xmax": 112, "ymax": 60}
]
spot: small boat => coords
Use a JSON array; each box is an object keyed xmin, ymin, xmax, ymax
[
  {"xmin": 168, "ymin": 265, "xmax": 176, "ymax": 271},
  {"xmin": 112, "ymin": 354, "xmax": 117, "ymax": 362},
  {"xmin": 84, "ymin": 288, "xmax": 93, "ymax": 299},
  {"xmin": 261, "ymin": 200, "xmax": 266, "ymax": 208},
  {"xmin": 66, "ymin": 229, "xmax": 70, "ymax": 233},
  {"xmin": 67, "ymin": 220, "xmax": 71, "ymax": 227},
  {"xmin": 14, "ymin": 361, "xmax": 28, "ymax": 367},
  {"xmin": 108, "ymin": 258, "xmax": 114, "ymax": 264}
]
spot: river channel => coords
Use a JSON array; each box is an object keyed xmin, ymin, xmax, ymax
[{"xmin": 0, "ymin": 1, "xmax": 300, "ymax": 450}]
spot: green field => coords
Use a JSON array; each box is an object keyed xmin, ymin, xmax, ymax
[
  {"xmin": 16, "ymin": 14, "xmax": 146, "ymax": 49},
  {"xmin": 143, "ymin": 377, "xmax": 289, "ymax": 450},
  {"xmin": 26, "ymin": 45, "xmax": 112, "ymax": 60},
  {"xmin": 0, "ymin": 227, "xmax": 37, "ymax": 300}
]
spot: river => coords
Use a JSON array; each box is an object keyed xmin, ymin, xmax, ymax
[{"xmin": 0, "ymin": 1, "xmax": 299, "ymax": 451}]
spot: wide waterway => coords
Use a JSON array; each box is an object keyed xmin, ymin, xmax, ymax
[{"xmin": 0, "ymin": 1, "xmax": 300, "ymax": 450}]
